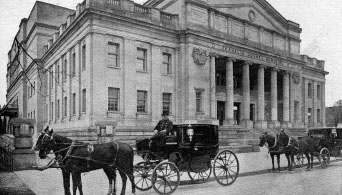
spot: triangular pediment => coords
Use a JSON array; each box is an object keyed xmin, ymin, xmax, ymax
[{"xmin": 208, "ymin": 0, "xmax": 289, "ymax": 34}]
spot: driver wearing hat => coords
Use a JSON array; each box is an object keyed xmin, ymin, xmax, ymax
[{"xmin": 153, "ymin": 111, "xmax": 173, "ymax": 135}]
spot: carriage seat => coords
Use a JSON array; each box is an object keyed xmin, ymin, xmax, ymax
[{"xmin": 165, "ymin": 135, "xmax": 177, "ymax": 145}]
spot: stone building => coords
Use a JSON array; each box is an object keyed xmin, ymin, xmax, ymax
[{"xmin": 3, "ymin": 0, "xmax": 328, "ymax": 145}]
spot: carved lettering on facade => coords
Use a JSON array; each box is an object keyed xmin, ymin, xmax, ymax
[
  {"xmin": 211, "ymin": 44, "xmax": 282, "ymax": 65},
  {"xmin": 192, "ymin": 48, "xmax": 208, "ymax": 65}
]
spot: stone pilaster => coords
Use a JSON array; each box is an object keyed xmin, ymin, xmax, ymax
[
  {"xmin": 241, "ymin": 61, "xmax": 253, "ymax": 128},
  {"xmin": 210, "ymin": 55, "xmax": 217, "ymax": 119},
  {"xmin": 281, "ymin": 71, "xmax": 291, "ymax": 128},
  {"xmin": 269, "ymin": 68, "xmax": 280, "ymax": 128},
  {"xmin": 224, "ymin": 57, "xmax": 235, "ymax": 125},
  {"xmin": 255, "ymin": 65, "xmax": 267, "ymax": 129}
]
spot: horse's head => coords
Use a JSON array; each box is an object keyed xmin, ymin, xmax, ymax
[
  {"xmin": 259, "ymin": 132, "xmax": 268, "ymax": 147},
  {"xmin": 34, "ymin": 127, "xmax": 55, "ymax": 159}
]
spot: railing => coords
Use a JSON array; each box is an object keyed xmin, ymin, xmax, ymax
[
  {"xmin": 0, "ymin": 145, "xmax": 13, "ymax": 171},
  {"xmin": 134, "ymin": 4, "xmax": 150, "ymax": 15},
  {"xmin": 106, "ymin": 0, "xmax": 120, "ymax": 7},
  {"xmin": 161, "ymin": 11, "xmax": 173, "ymax": 20}
]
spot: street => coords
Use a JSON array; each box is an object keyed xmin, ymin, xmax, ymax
[{"xmin": 15, "ymin": 157, "xmax": 342, "ymax": 195}]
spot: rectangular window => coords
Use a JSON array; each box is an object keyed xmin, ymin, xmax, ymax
[
  {"xmin": 63, "ymin": 97, "xmax": 67, "ymax": 117},
  {"xmin": 196, "ymin": 91, "xmax": 203, "ymax": 112},
  {"xmin": 162, "ymin": 53, "xmax": 172, "ymax": 75},
  {"xmin": 82, "ymin": 44, "xmax": 86, "ymax": 69},
  {"xmin": 72, "ymin": 93, "xmax": 76, "ymax": 115},
  {"xmin": 162, "ymin": 93, "xmax": 172, "ymax": 114},
  {"xmin": 308, "ymin": 83, "xmax": 312, "ymax": 98},
  {"xmin": 51, "ymin": 102, "xmax": 54, "ymax": 120},
  {"xmin": 82, "ymin": 89, "xmax": 86, "ymax": 113},
  {"xmin": 137, "ymin": 48, "xmax": 147, "ymax": 71},
  {"xmin": 33, "ymin": 82, "xmax": 35, "ymax": 95},
  {"xmin": 62, "ymin": 55, "xmax": 68, "ymax": 81},
  {"xmin": 308, "ymin": 108, "xmax": 312, "ymax": 126},
  {"xmin": 50, "ymin": 68, "xmax": 54, "ymax": 89},
  {"xmin": 317, "ymin": 109, "xmax": 321, "ymax": 123},
  {"xmin": 57, "ymin": 63, "xmax": 60, "ymax": 83},
  {"xmin": 108, "ymin": 87, "xmax": 120, "ymax": 111},
  {"xmin": 33, "ymin": 110, "xmax": 35, "ymax": 119},
  {"xmin": 294, "ymin": 101, "xmax": 299, "ymax": 122},
  {"xmin": 137, "ymin": 90, "xmax": 147, "ymax": 113},
  {"xmin": 317, "ymin": 84, "xmax": 321, "ymax": 99},
  {"xmin": 71, "ymin": 52, "xmax": 76, "ymax": 76},
  {"xmin": 57, "ymin": 99, "xmax": 60, "ymax": 119},
  {"xmin": 108, "ymin": 43, "xmax": 119, "ymax": 67},
  {"xmin": 27, "ymin": 86, "xmax": 30, "ymax": 99}
]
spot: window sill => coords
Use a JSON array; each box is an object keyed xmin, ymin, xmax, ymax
[
  {"xmin": 136, "ymin": 112, "xmax": 148, "ymax": 115},
  {"xmin": 161, "ymin": 74, "xmax": 173, "ymax": 77},
  {"xmin": 136, "ymin": 70, "xmax": 148, "ymax": 73},
  {"xmin": 107, "ymin": 66, "xmax": 121, "ymax": 69}
]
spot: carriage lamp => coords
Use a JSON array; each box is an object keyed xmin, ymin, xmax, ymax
[{"xmin": 187, "ymin": 125, "xmax": 194, "ymax": 142}]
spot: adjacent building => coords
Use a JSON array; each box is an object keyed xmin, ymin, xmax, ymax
[{"xmin": 2, "ymin": 0, "xmax": 328, "ymax": 143}]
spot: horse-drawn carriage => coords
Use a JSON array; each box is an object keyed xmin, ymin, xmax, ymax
[{"xmin": 134, "ymin": 124, "xmax": 239, "ymax": 194}]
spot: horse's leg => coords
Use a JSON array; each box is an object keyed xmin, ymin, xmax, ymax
[
  {"xmin": 270, "ymin": 154, "xmax": 275, "ymax": 172},
  {"xmin": 71, "ymin": 172, "xmax": 78, "ymax": 195},
  {"xmin": 290, "ymin": 154, "xmax": 295, "ymax": 171},
  {"xmin": 103, "ymin": 168, "xmax": 114, "ymax": 195},
  {"xmin": 276, "ymin": 154, "xmax": 281, "ymax": 172},
  {"xmin": 310, "ymin": 153, "xmax": 314, "ymax": 169},
  {"xmin": 75, "ymin": 172, "xmax": 83, "ymax": 195},
  {"xmin": 118, "ymin": 169, "xmax": 127, "ymax": 195},
  {"xmin": 127, "ymin": 170, "xmax": 135, "ymax": 194},
  {"xmin": 62, "ymin": 169, "xmax": 71, "ymax": 195},
  {"xmin": 304, "ymin": 153, "xmax": 311, "ymax": 170}
]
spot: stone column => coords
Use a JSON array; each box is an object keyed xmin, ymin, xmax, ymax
[
  {"xmin": 210, "ymin": 55, "xmax": 217, "ymax": 119},
  {"xmin": 241, "ymin": 61, "xmax": 253, "ymax": 128},
  {"xmin": 255, "ymin": 65, "xmax": 268, "ymax": 129},
  {"xmin": 224, "ymin": 57, "xmax": 235, "ymax": 125},
  {"xmin": 282, "ymin": 71, "xmax": 291, "ymax": 128},
  {"xmin": 270, "ymin": 68, "xmax": 280, "ymax": 128}
]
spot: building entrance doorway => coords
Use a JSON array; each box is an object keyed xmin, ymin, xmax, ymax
[
  {"xmin": 234, "ymin": 102, "xmax": 240, "ymax": 125},
  {"xmin": 217, "ymin": 101, "xmax": 225, "ymax": 126}
]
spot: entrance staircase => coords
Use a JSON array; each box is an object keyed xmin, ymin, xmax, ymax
[{"xmin": 218, "ymin": 125, "xmax": 260, "ymax": 153}]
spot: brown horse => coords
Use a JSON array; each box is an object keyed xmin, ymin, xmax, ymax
[
  {"xmin": 34, "ymin": 127, "xmax": 135, "ymax": 195},
  {"xmin": 278, "ymin": 133, "xmax": 315, "ymax": 171},
  {"xmin": 259, "ymin": 132, "xmax": 286, "ymax": 172}
]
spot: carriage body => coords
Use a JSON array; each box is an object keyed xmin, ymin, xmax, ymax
[
  {"xmin": 307, "ymin": 127, "xmax": 342, "ymax": 157},
  {"xmin": 134, "ymin": 124, "xmax": 239, "ymax": 194}
]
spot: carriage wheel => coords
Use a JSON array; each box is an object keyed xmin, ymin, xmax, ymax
[
  {"xmin": 319, "ymin": 148, "xmax": 330, "ymax": 169},
  {"xmin": 134, "ymin": 161, "xmax": 153, "ymax": 191},
  {"xmin": 152, "ymin": 161, "xmax": 180, "ymax": 195},
  {"xmin": 213, "ymin": 150, "xmax": 239, "ymax": 186},
  {"xmin": 187, "ymin": 166, "xmax": 212, "ymax": 183},
  {"xmin": 294, "ymin": 154, "xmax": 304, "ymax": 168}
]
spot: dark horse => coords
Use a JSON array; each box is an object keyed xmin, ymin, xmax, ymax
[
  {"xmin": 34, "ymin": 127, "xmax": 135, "ymax": 195},
  {"xmin": 259, "ymin": 132, "xmax": 286, "ymax": 172},
  {"xmin": 278, "ymin": 132, "xmax": 315, "ymax": 171}
]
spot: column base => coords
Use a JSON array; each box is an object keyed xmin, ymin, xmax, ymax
[
  {"xmin": 255, "ymin": 120, "xmax": 268, "ymax": 129},
  {"xmin": 241, "ymin": 119, "xmax": 253, "ymax": 129},
  {"xmin": 268, "ymin": 121, "xmax": 280, "ymax": 129},
  {"xmin": 223, "ymin": 118, "xmax": 235, "ymax": 126},
  {"xmin": 281, "ymin": 121, "xmax": 292, "ymax": 129}
]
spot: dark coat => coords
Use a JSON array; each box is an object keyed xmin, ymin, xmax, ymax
[{"xmin": 154, "ymin": 119, "xmax": 173, "ymax": 134}]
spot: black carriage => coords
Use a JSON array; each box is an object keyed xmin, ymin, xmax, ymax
[
  {"xmin": 306, "ymin": 127, "xmax": 342, "ymax": 168},
  {"xmin": 134, "ymin": 124, "xmax": 239, "ymax": 194}
]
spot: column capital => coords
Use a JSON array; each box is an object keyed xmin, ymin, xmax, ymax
[
  {"xmin": 271, "ymin": 67, "xmax": 280, "ymax": 72},
  {"xmin": 227, "ymin": 57, "xmax": 237, "ymax": 62},
  {"xmin": 243, "ymin": 61, "xmax": 253, "ymax": 66},
  {"xmin": 209, "ymin": 52, "xmax": 219, "ymax": 58},
  {"xmin": 279, "ymin": 69, "xmax": 291, "ymax": 75}
]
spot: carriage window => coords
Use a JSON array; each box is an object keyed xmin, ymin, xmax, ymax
[
  {"xmin": 137, "ymin": 90, "xmax": 147, "ymax": 113},
  {"xmin": 82, "ymin": 89, "xmax": 86, "ymax": 113},
  {"xmin": 162, "ymin": 53, "xmax": 172, "ymax": 75},
  {"xmin": 108, "ymin": 43, "xmax": 119, "ymax": 68},
  {"xmin": 137, "ymin": 48, "xmax": 147, "ymax": 72},
  {"xmin": 108, "ymin": 87, "xmax": 120, "ymax": 111},
  {"xmin": 163, "ymin": 93, "xmax": 172, "ymax": 114}
]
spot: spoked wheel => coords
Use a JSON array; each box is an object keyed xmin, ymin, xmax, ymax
[
  {"xmin": 213, "ymin": 150, "xmax": 239, "ymax": 186},
  {"xmin": 319, "ymin": 148, "xmax": 330, "ymax": 169},
  {"xmin": 134, "ymin": 161, "xmax": 153, "ymax": 191},
  {"xmin": 152, "ymin": 161, "xmax": 180, "ymax": 195},
  {"xmin": 187, "ymin": 166, "xmax": 212, "ymax": 183},
  {"xmin": 294, "ymin": 154, "xmax": 304, "ymax": 168}
]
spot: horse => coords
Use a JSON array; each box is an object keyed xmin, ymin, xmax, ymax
[
  {"xmin": 278, "ymin": 132, "xmax": 315, "ymax": 171},
  {"xmin": 259, "ymin": 132, "xmax": 286, "ymax": 172},
  {"xmin": 34, "ymin": 127, "xmax": 135, "ymax": 195}
]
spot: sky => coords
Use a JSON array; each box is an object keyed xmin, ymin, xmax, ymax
[{"xmin": 0, "ymin": 0, "xmax": 341, "ymax": 107}]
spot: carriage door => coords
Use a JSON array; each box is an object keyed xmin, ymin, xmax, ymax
[{"xmin": 217, "ymin": 101, "xmax": 225, "ymax": 126}]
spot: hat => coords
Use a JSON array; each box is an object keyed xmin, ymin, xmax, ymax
[{"xmin": 162, "ymin": 111, "xmax": 169, "ymax": 116}]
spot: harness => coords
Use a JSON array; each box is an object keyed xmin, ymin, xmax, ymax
[{"xmin": 283, "ymin": 137, "xmax": 299, "ymax": 150}]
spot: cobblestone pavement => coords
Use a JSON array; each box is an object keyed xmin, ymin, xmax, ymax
[
  {"xmin": 0, "ymin": 171, "xmax": 36, "ymax": 195},
  {"xmin": 2, "ymin": 147, "xmax": 340, "ymax": 195}
]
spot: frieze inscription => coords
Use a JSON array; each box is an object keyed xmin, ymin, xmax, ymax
[{"xmin": 212, "ymin": 44, "xmax": 282, "ymax": 65}]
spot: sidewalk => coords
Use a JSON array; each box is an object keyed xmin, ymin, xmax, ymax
[{"xmin": 0, "ymin": 147, "xmax": 331, "ymax": 195}]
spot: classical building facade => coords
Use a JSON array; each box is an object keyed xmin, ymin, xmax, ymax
[{"xmin": 3, "ymin": 0, "xmax": 328, "ymax": 142}]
